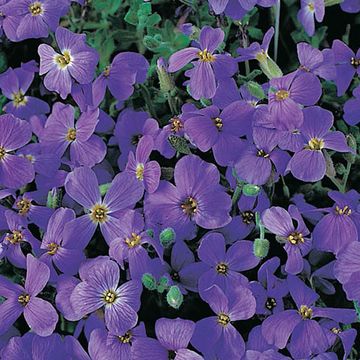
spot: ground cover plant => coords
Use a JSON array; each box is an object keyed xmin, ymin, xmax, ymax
[{"xmin": 0, "ymin": 0, "xmax": 360, "ymax": 359}]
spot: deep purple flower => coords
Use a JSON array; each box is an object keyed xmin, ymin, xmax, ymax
[
  {"xmin": 197, "ymin": 232, "xmax": 259, "ymax": 292},
  {"xmin": 334, "ymin": 241, "xmax": 360, "ymax": 302},
  {"xmin": 297, "ymin": 0, "xmax": 325, "ymax": 36},
  {"xmin": 184, "ymin": 102, "xmax": 247, "ymax": 166},
  {"xmin": 287, "ymin": 106, "xmax": 350, "ymax": 182},
  {"xmin": 64, "ymin": 166, "xmax": 143, "ymax": 246},
  {"xmin": 234, "ymin": 127, "xmax": 290, "ymax": 185},
  {"xmin": 70, "ymin": 259, "xmax": 142, "ymax": 334},
  {"xmin": 125, "ymin": 135, "xmax": 161, "ymax": 194},
  {"xmin": 0, "ymin": 210, "xmax": 40, "ymax": 269},
  {"xmin": 0, "ymin": 0, "xmax": 21, "ymax": 41},
  {"xmin": 341, "ymin": 0, "xmax": 360, "ymax": 13},
  {"xmin": 93, "ymin": 52, "xmax": 149, "ymax": 104},
  {"xmin": 145, "ymin": 155, "xmax": 232, "ymax": 240},
  {"xmin": 114, "ymin": 109, "xmax": 159, "ymax": 170},
  {"xmin": 262, "ymin": 206, "xmax": 312, "ymax": 274},
  {"xmin": 344, "ymin": 84, "xmax": 360, "ymax": 125},
  {"xmin": 168, "ymin": 26, "xmax": 237, "ymax": 100},
  {"xmin": 332, "ymin": 39, "xmax": 360, "ymax": 96},
  {"xmin": 191, "ymin": 285, "xmax": 256, "ymax": 359},
  {"xmin": 0, "ymin": 64, "xmax": 49, "ymax": 119},
  {"xmin": 0, "ymin": 254, "xmax": 58, "ymax": 336},
  {"xmin": 5, "ymin": 0, "xmax": 67, "ymax": 40},
  {"xmin": 38, "ymin": 27, "xmax": 99, "ymax": 99},
  {"xmin": 313, "ymin": 190, "xmax": 360, "ymax": 255},
  {"xmin": 39, "ymin": 207, "xmax": 85, "ymax": 280},
  {"xmin": 262, "ymin": 275, "xmax": 356, "ymax": 359},
  {"xmin": 132, "ymin": 318, "xmax": 202, "ymax": 360},
  {"xmin": 40, "ymin": 103, "xmax": 106, "ymax": 167},
  {"xmin": 268, "ymin": 71, "xmax": 322, "ymax": 130},
  {"xmin": 0, "ymin": 114, "xmax": 34, "ymax": 189}
]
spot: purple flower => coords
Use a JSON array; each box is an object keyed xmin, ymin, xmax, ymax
[
  {"xmin": 0, "ymin": 1, "xmax": 21, "ymax": 41},
  {"xmin": 125, "ymin": 135, "xmax": 161, "ymax": 194},
  {"xmin": 334, "ymin": 241, "xmax": 360, "ymax": 302},
  {"xmin": 145, "ymin": 155, "xmax": 232, "ymax": 240},
  {"xmin": 197, "ymin": 232, "xmax": 259, "ymax": 292},
  {"xmin": 39, "ymin": 207, "xmax": 85, "ymax": 280},
  {"xmin": 114, "ymin": 109, "xmax": 159, "ymax": 170},
  {"xmin": 40, "ymin": 103, "xmax": 106, "ymax": 167},
  {"xmin": 208, "ymin": 0, "xmax": 257, "ymax": 14},
  {"xmin": 0, "ymin": 64, "xmax": 49, "ymax": 119},
  {"xmin": 287, "ymin": 106, "xmax": 350, "ymax": 182},
  {"xmin": 64, "ymin": 166, "xmax": 143, "ymax": 246},
  {"xmin": 184, "ymin": 102, "xmax": 247, "ymax": 166},
  {"xmin": 262, "ymin": 206, "xmax": 312, "ymax": 274},
  {"xmin": 168, "ymin": 26, "xmax": 237, "ymax": 100},
  {"xmin": 344, "ymin": 85, "xmax": 360, "ymax": 125},
  {"xmin": 297, "ymin": 0, "xmax": 325, "ymax": 36},
  {"xmin": 191, "ymin": 284, "xmax": 256, "ymax": 359},
  {"xmin": 132, "ymin": 318, "xmax": 202, "ymax": 359},
  {"xmin": 70, "ymin": 259, "xmax": 142, "ymax": 333},
  {"xmin": 0, "ymin": 114, "xmax": 34, "ymax": 189},
  {"xmin": 268, "ymin": 71, "xmax": 322, "ymax": 130},
  {"xmin": 0, "ymin": 254, "xmax": 58, "ymax": 336},
  {"xmin": 234, "ymin": 127, "xmax": 290, "ymax": 185},
  {"xmin": 0, "ymin": 210, "xmax": 40, "ymax": 269},
  {"xmin": 332, "ymin": 39, "xmax": 360, "ymax": 96},
  {"xmin": 262, "ymin": 275, "xmax": 356, "ymax": 359},
  {"xmin": 93, "ymin": 52, "xmax": 149, "ymax": 104},
  {"xmin": 297, "ymin": 42, "xmax": 335, "ymax": 81},
  {"xmin": 5, "ymin": 0, "xmax": 67, "ymax": 41},
  {"xmin": 109, "ymin": 210, "xmax": 160, "ymax": 279},
  {"xmin": 38, "ymin": 27, "xmax": 99, "ymax": 99},
  {"xmin": 341, "ymin": 0, "xmax": 360, "ymax": 13}
]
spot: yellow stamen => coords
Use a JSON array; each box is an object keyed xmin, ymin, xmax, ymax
[
  {"xmin": 12, "ymin": 91, "xmax": 28, "ymax": 108},
  {"xmin": 308, "ymin": 2, "xmax": 315, "ymax": 11},
  {"xmin": 198, "ymin": 49, "xmax": 215, "ymax": 63},
  {"xmin": 256, "ymin": 149, "xmax": 270, "ymax": 158},
  {"xmin": 306, "ymin": 137, "xmax": 324, "ymax": 151},
  {"xmin": 335, "ymin": 205, "xmax": 352, "ymax": 216},
  {"xmin": 18, "ymin": 293, "xmax": 31, "ymax": 306},
  {"xmin": 212, "ymin": 117, "xmax": 223, "ymax": 130},
  {"xmin": 5, "ymin": 230, "xmax": 23, "ymax": 244},
  {"xmin": 16, "ymin": 198, "xmax": 31, "ymax": 215},
  {"xmin": 171, "ymin": 117, "xmax": 183, "ymax": 133},
  {"xmin": 125, "ymin": 233, "xmax": 141, "ymax": 248},
  {"xmin": 255, "ymin": 50, "xmax": 268, "ymax": 63},
  {"xmin": 216, "ymin": 262, "xmax": 228, "ymax": 275},
  {"xmin": 104, "ymin": 65, "xmax": 111, "ymax": 77},
  {"xmin": 66, "ymin": 128, "xmax": 76, "ymax": 142},
  {"xmin": 241, "ymin": 211, "xmax": 255, "ymax": 225},
  {"xmin": 217, "ymin": 313, "xmax": 230, "ymax": 326},
  {"xmin": 351, "ymin": 57, "xmax": 360, "ymax": 68},
  {"xmin": 331, "ymin": 327, "xmax": 342, "ymax": 334},
  {"xmin": 118, "ymin": 331, "xmax": 132, "ymax": 343},
  {"xmin": 265, "ymin": 297, "xmax": 277, "ymax": 310},
  {"xmin": 29, "ymin": 2, "xmax": 43, "ymax": 16},
  {"xmin": 135, "ymin": 163, "xmax": 144, "ymax": 181},
  {"xmin": 0, "ymin": 146, "xmax": 6, "ymax": 161},
  {"xmin": 47, "ymin": 242, "xmax": 59, "ymax": 255},
  {"xmin": 287, "ymin": 231, "xmax": 304, "ymax": 245},
  {"xmin": 103, "ymin": 290, "xmax": 117, "ymax": 304},
  {"xmin": 90, "ymin": 204, "xmax": 108, "ymax": 223},
  {"xmin": 55, "ymin": 50, "xmax": 72, "ymax": 69},
  {"xmin": 275, "ymin": 89, "xmax": 290, "ymax": 101},
  {"xmin": 299, "ymin": 305, "xmax": 313, "ymax": 319},
  {"xmin": 181, "ymin": 197, "xmax": 197, "ymax": 216}
]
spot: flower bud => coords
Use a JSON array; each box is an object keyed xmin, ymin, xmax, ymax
[
  {"xmin": 47, "ymin": 188, "xmax": 61, "ymax": 209},
  {"xmin": 99, "ymin": 183, "xmax": 111, "ymax": 196},
  {"xmin": 242, "ymin": 184, "xmax": 261, "ymax": 197},
  {"xmin": 166, "ymin": 285, "xmax": 183, "ymax": 309},
  {"xmin": 246, "ymin": 81, "xmax": 265, "ymax": 100},
  {"xmin": 157, "ymin": 57, "xmax": 174, "ymax": 93},
  {"xmin": 160, "ymin": 227, "xmax": 176, "ymax": 248},
  {"xmin": 253, "ymin": 238, "xmax": 270, "ymax": 258},
  {"xmin": 259, "ymin": 56, "xmax": 283, "ymax": 80},
  {"xmin": 142, "ymin": 273, "xmax": 157, "ymax": 290},
  {"xmin": 157, "ymin": 276, "xmax": 170, "ymax": 293}
]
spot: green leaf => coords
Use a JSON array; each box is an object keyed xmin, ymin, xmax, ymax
[{"xmin": 168, "ymin": 135, "xmax": 191, "ymax": 155}]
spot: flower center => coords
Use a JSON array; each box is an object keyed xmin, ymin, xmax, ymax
[
  {"xmin": 171, "ymin": 117, "xmax": 183, "ymax": 133},
  {"xmin": 181, "ymin": 197, "xmax": 198, "ymax": 216},
  {"xmin": 18, "ymin": 293, "xmax": 31, "ymax": 306},
  {"xmin": 16, "ymin": 198, "xmax": 31, "ymax": 215},
  {"xmin": 308, "ymin": 2, "xmax": 315, "ymax": 11},
  {"xmin": 255, "ymin": 50, "xmax": 268, "ymax": 63},
  {"xmin": 275, "ymin": 89, "xmax": 290, "ymax": 101},
  {"xmin": 47, "ymin": 242, "xmax": 59, "ymax": 255},
  {"xmin": 55, "ymin": 50, "xmax": 72, "ymax": 69},
  {"xmin": 265, "ymin": 297, "xmax": 277, "ymax": 310},
  {"xmin": 5, "ymin": 230, "xmax": 23, "ymax": 244},
  {"xmin": 350, "ymin": 57, "xmax": 360, "ymax": 68},
  {"xmin": 287, "ymin": 231, "xmax": 304, "ymax": 245},
  {"xmin": 12, "ymin": 91, "xmax": 27, "ymax": 107},
  {"xmin": 212, "ymin": 117, "xmax": 223, "ymax": 131},
  {"xmin": 216, "ymin": 262, "xmax": 228, "ymax": 275},
  {"xmin": 299, "ymin": 305, "xmax": 313, "ymax": 319},
  {"xmin": 170, "ymin": 270, "xmax": 180, "ymax": 282},
  {"xmin": 103, "ymin": 290, "xmax": 117, "ymax": 304},
  {"xmin": 331, "ymin": 327, "xmax": 342, "ymax": 334},
  {"xmin": 307, "ymin": 137, "xmax": 324, "ymax": 151},
  {"xmin": 125, "ymin": 233, "xmax": 141, "ymax": 248},
  {"xmin": 0, "ymin": 146, "xmax": 6, "ymax": 161},
  {"xmin": 90, "ymin": 204, "xmax": 109, "ymax": 223},
  {"xmin": 131, "ymin": 134, "xmax": 142, "ymax": 145},
  {"xmin": 198, "ymin": 49, "xmax": 215, "ymax": 63},
  {"xmin": 217, "ymin": 313, "xmax": 230, "ymax": 326},
  {"xmin": 135, "ymin": 163, "xmax": 144, "ymax": 181},
  {"xmin": 335, "ymin": 205, "xmax": 352, "ymax": 216},
  {"xmin": 29, "ymin": 2, "xmax": 43, "ymax": 16},
  {"xmin": 256, "ymin": 149, "xmax": 270, "ymax": 158},
  {"xmin": 66, "ymin": 128, "xmax": 76, "ymax": 142},
  {"xmin": 118, "ymin": 331, "xmax": 132, "ymax": 344},
  {"xmin": 241, "ymin": 211, "xmax": 255, "ymax": 225},
  {"xmin": 103, "ymin": 65, "xmax": 111, "ymax": 77}
]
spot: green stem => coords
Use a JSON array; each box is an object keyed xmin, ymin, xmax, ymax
[
  {"xmin": 231, "ymin": 184, "xmax": 242, "ymax": 206},
  {"xmin": 274, "ymin": 0, "xmax": 281, "ymax": 62}
]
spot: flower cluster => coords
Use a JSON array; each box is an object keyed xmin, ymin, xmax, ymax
[{"xmin": 0, "ymin": 0, "xmax": 360, "ymax": 359}]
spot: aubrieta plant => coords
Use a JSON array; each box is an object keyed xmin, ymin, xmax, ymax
[{"xmin": 0, "ymin": 0, "xmax": 360, "ymax": 359}]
